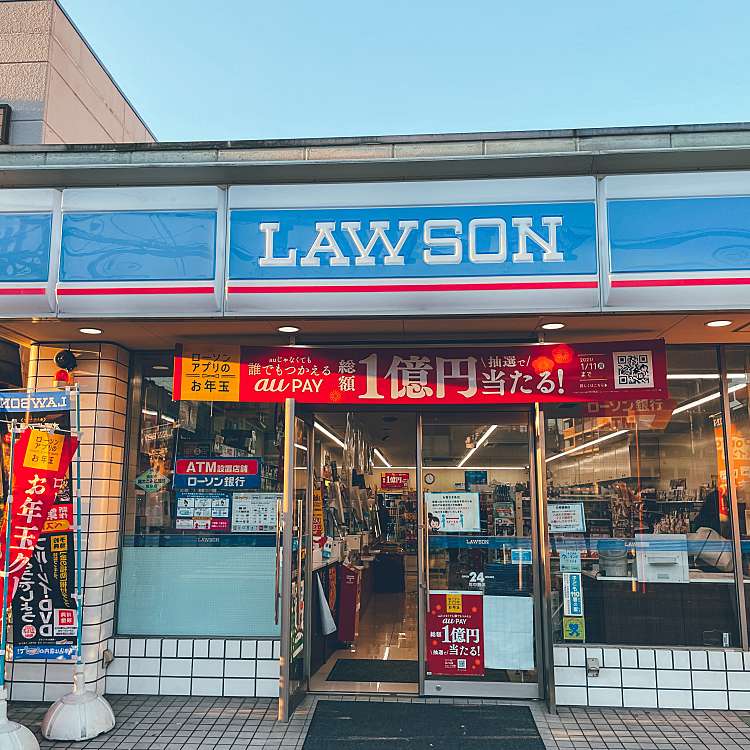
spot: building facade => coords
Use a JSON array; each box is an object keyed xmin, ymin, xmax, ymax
[{"xmin": 1, "ymin": 124, "xmax": 750, "ymax": 714}]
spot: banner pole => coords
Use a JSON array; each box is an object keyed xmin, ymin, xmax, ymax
[
  {"xmin": 73, "ymin": 386, "xmax": 84, "ymax": 677},
  {"xmin": 0, "ymin": 420, "xmax": 17, "ymax": 691}
]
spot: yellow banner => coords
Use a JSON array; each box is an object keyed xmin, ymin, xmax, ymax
[
  {"xmin": 446, "ymin": 593, "xmax": 462, "ymax": 613},
  {"xmin": 177, "ymin": 344, "xmax": 241, "ymax": 401},
  {"xmin": 23, "ymin": 430, "xmax": 64, "ymax": 471}
]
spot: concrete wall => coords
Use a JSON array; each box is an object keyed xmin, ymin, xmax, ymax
[{"xmin": 0, "ymin": 0, "xmax": 153, "ymax": 145}]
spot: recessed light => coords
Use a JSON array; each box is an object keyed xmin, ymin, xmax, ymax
[
  {"xmin": 278, "ymin": 325, "xmax": 300, "ymax": 333},
  {"xmin": 541, "ymin": 322, "xmax": 565, "ymax": 330},
  {"xmin": 79, "ymin": 327, "xmax": 102, "ymax": 335},
  {"xmin": 706, "ymin": 320, "xmax": 733, "ymax": 328}
]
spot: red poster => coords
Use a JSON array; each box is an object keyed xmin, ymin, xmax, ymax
[
  {"xmin": 174, "ymin": 339, "xmax": 668, "ymax": 405},
  {"xmin": 381, "ymin": 472, "xmax": 409, "ymax": 490},
  {"xmin": 0, "ymin": 428, "xmax": 78, "ymax": 600},
  {"xmin": 426, "ymin": 591, "xmax": 484, "ymax": 677}
]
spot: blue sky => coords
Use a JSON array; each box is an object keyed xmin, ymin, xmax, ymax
[{"xmin": 62, "ymin": 0, "xmax": 750, "ymax": 142}]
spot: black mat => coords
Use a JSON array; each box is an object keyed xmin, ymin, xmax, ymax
[
  {"xmin": 303, "ymin": 700, "xmax": 545, "ymax": 749},
  {"xmin": 326, "ymin": 658, "xmax": 419, "ymax": 683}
]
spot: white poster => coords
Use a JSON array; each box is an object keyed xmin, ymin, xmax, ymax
[
  {"xmin": 231, "ymin": 492, "xmax": 280, "ymax": 533},
  {"xmin": 426, "ymin": 492, "xmax": 480, "ymax": 533},
  {"xmin": 483, "ymin": 595, "xmax": 535, "ymax": 671},
  {"xmin": 548, "ymin": 502, "xmax": 586, "ymax": 533}
]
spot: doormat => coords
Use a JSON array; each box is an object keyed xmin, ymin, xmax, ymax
[
  {"xmin": 302, "ymin": 699, "xmax": 545, "ymax": 749},
  {"xmin": 326, "ymin": 658, "xmax": 419, "ymax": 683}
]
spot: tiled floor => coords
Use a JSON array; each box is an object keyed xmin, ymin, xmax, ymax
[{"xmin": 8, "ymin": 694, "xmax": 750, "ymax": 750}]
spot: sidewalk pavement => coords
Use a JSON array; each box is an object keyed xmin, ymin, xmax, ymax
[{"xmin": 8, "ymin": 694, "xmax": 750, "ymax": 750}]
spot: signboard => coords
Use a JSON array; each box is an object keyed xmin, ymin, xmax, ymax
[
  {"xmin": 426, "ymin": 591, "xmax": 484, "ymax": 677},
  {"xmin": 562, "ymin": 572, "xmax": 584, "ymax": 617},
  {"xmin": 380, "ymin": 472, "xmax": 409, "ymax": 490},
  {"xmin": 231, "ymin": 492, "xmax": 279, "ymax": 532},
  {"xmin": 464, "ymin": 470, "xmax": 488, "ymax": 487},
  {"xmin": 426, "ymin": 492, "xmax": 480, "ymax": 533},
  {"xmin": 559, "ymin": 549, "xmax": 582, "ymax": 572},
  {"xmin": 548, "ymin": 502, "xmax": 587, "ymax": 533},
  {"xmin": 175, "ymin": 343, "xmax": 241, "ymax": 401},
  {"xmin": 714, "ymin": 418, "xmax": 748, "ymax": 523},
  {"xmin": 175, "ymin": 490, "xmax": 231, "ymax": 531},
  {"xmin": 173, "ymin": 340, "xmax": 668, "ymax": 405},
  {"xmin": 563, "ymin": 616, "xmax": 586, "ymax": 641},
  {"xmin": 584, "ymin": 398, "xmax": 675, "ymax": 430},
  {"xmin": 135, "ymin": 468, "xmax": 170, "ymax": 493},
  {"xmin": 172, "ymin": 457, "xmax": 261, "ymax": 490},
  {"xmin": 312, "ymin": 487, "xmax": 324, "ymax": 536}
]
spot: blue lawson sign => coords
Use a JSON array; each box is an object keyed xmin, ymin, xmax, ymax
[
  {"xmin": 229, "ymin": 201, "xmax": 598, "ymax": 281},
  {"xmin": 0, "ymin": 390, "xmax": 69, "ymax": 412}
]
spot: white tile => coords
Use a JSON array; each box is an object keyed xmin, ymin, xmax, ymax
[
  {"xmin": 105, "ymin": 675, "xmax": 128, "ymax": 694},
  {"xmin": 692, "ymin": 671, "xmax": 727, "ymax": 690},
  {"xmin": 257, "ymin": 641, "xmax": 273, "ymax": 659},
  {"xmin": 224, "ymin": 678, "xmax": 255, "ymax": 697},
  {"xmin": 657, "ymin": 670, "xmax": 691, "ymax": 689},
  {"xmin": 255, "ymin": 678, "xmax": 277, "ymax": 697},
  {"xmin": 690, "ymin": 650, "xmax": 708, "ymax": 670},
  {"xmin": 145, "ymin": 639, "xmax": 161, "ymax": 657},
  {"xmin": 255, "ymin": 660, "xmax": 279, "ymax": 679},
  {"xmin": 273, "ymin": 641, "xmax": 280, "ymax": 659},
  {"xmin": 225, "ymin": 641, "xmax": 241, "ymax": 659},
  {"xmin": 620, "ymin": 649, "xmax": 638, "ymax": 669},
  {"xmin": 637, "ymin": 649, "xmax": 655, "ymax": 669},
  {"xmin": 106, "ymin": 657, "xmax": 129, "ymax": 677},
  {"xmin": 44, "ymin": 683, "xmax": 71, "ymax": 702},
  {"xmin": 553, "ymin": 646, "xmax": 568, "ymax": 666},
  {"xmin": 159, "ymin": 677, "xmax": 191, "ymax": 696},
  {"xmin": 622, "ymin": 669, "xmax": 656, "ymax": 688},
  {"xmin": 727, "ymin": 672, "xmax": 750, "ymax": 691},
  {"xmin": 588, "ymin": 668, "xmax": 621, "ymax": 688},
  {"xmin": 588, "ymin": 687, "xmax": 622, "ymax": 707},
  {"xmin": 693, "ymin": 690, "xmax": 728, "ymax": 709},
  {"xmin": 744, "ymin": 651, "xmax": 750, "ymax": 671},
  {"xmin": 113, "ymin": 639, "xmax": 130, "ymax": 657},
  {"xmin": 672, "ymin": 650, "xmax": 690, "ymax": 670},
  {"xmin": 554, "ymin": 686, "xmax": 588, "ymax": 706},
  {"xmin": 177, "ymin": 640, "xmax": 193, "ymax": 658},
  {"xmin": 725, "ymin": 651, "xmax": 744, "ymax": 671},
  {"xmin": 193, "ymin": 659, "xmax": 223, "ymax": 678},
  {"xmin": 729, "ymin": 691, "xmax": 750, "ymax": 710},
  {"xmin": 240, "ymin": 641, "xmax": 257, "ymax": 659},
  {"xmin": 161, "ymin": 659, "xmax": 192, "ymax": 677},
  {"xmin": 655, "ymin": 650, "xmax": 672, "ymax": 669},
  {"xmin": 191, "ymin": 677, "xmax": 222, "ymax": 696},
  {"xmin": 10, "ymin": 682, "xmax": 44, "ymax": 701},
  {"xmin": 45, "ymin": 663, "xmax": 74, "ymax": 682},
  {"xmin": 585, "ymin": 647, "xmax": 603, "ymax": 662},
  {"xmin": 225, "ymin": 659, "xmax": 255, "ymax": 678},
  {"xmin": 129, "ymin": 676, "xmax": 159, "ymax": 695},
  {"xmin": 707, "ymin": 650, "xmax": 726, "ymax": 671},
  {"xmin": 568, "ymin": 647, "xmax": 586, "ymax": 666},
  {"xmin": 623, "ymin": 688, "xmax": 657, "ymax": 707},
  {"xmin": 162, "ymin": 639, "xmax": 177, "ymax": 659},
  {"xmin": 193, "ymin": 640, "xmax": 209, "ymax": 658},
  {"xmin": 602, "ymin": 649, "xmax": 620, "ymax": 668},
  {"xmin": 209, "ymin": 640, "xmax": 225, "ymax": 659},
  {"xmin": 554, "ymin": 666, "xmax": 588, "ymax": 687},
  {"xmin": 129, "ymin": 657, "xmax": 160, "ymax": 676},
  {"xmin": 129, "ymin": 639, "xmax": 146, "ymax": 658},
  {"xmin": 11, "ymin": 663, "xmax": 45, "ymax": 682},
  {"xmin": 657, "ymin": 689, "xmax": 693, "ymax": 709}
]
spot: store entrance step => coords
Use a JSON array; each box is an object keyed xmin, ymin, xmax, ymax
[
  {"xmin": 303, "ymin": 699, "xmax": 544, "ymax": 749},
  {"xmin": 326, "ymin": 658, "xmax": 419, "ymax": 683}
]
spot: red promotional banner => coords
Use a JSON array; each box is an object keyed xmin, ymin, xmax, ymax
[
  {"xmin": 380, "ymin": 472, "xmax": 410, "ymax": 490},
  {"xmin": 0, "ymin": 428, "xmax": 79, "ymax": 600},
  {"xmin": 174, "ymin": 339, "xmax": 668, "ymax": 405},
  {"xmin": 426, "ymin": 591, "xmax": 484, "ymax": 677}
]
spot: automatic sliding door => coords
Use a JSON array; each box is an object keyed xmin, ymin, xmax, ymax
[{"xmin": 420, "ymin": 411, "xmax": 540, "ymax": 698}]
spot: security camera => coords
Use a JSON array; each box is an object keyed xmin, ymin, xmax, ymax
[{"xmin": 54, "ymin": 349, "xmax": 78, "ymax": 372}]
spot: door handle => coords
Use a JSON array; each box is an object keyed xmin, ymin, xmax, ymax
[{"xmin": 274, "ymin": 495, "xmax": 282, "ymax": 626}]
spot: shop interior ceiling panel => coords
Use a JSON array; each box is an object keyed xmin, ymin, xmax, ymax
[
  {"xmin": 56, "ymin": 186, "xmax": 225, "ymax": 317},
  {"xmin": 603, "ymin": 172, "xmax": 750, "ymax": 311},
  {"xmin": 0, "ymin": 189, "xmax": 59, "ymax": 317},
  {"xmin": 225, "ymin": 177, "xmax": 600, "ymax": 317}
]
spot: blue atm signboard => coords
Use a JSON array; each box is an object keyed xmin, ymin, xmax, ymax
[{"xmin": 172, "ymin": 457, "xmax": 261, "ymax": 490}]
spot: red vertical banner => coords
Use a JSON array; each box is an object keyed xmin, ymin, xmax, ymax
[
  {"xmin": 426, "ymin": 591, "xmax": 484, "ymax": 677},
  {"xmin": 0, "ymin": 428, "xmax": 79, "ymax": 600}
]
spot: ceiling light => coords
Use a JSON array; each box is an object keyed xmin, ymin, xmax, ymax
[
  {"xmin": 314, "ymin": 421, "xmax": 345, "ymax": 449},
  {"xmin": 706, "ymin": 320, "xmax": 732, "ymax": 328},
  {"xmin": 278, "ymin": 325, "xmax": 300, "ymax": 333},
  {"xmin": 541, "ymin": 322, "xmax": 565, "ymax": 330},
  {"xmin": 79, "ymin": 327, "xmax": 102, "ymax": 335},
  {"xmin": 546, "ymin": 429, "xmax": 629, "ymax": 463},
  {"xmin": 153, "ymin": 365, "xmax": 169, "ymax": 372},
  {"xmin": 457, "ymin": 424, "xmax": 498, "ymax": 468},
  {"xmin": 373, "ymin": 448, "xmax": 391, "ymax": 468}
]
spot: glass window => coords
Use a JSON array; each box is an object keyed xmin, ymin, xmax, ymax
[
  {"xmin": 117, "ymin": 353, "xmax": 284, "ymax": 637},
  {"xmin": 724, "ymin": 347, "xmax": 750, "ymax": 642},
  {"xmin": 545, "ymin": 346, "xmax": 742, "ymax": 648}
]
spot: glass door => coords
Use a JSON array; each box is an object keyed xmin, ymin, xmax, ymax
[
  {"xmin": 278, "ymin": 399, "xmax": 312, "ymax": 721},
  {"xmin": 420, "ymin": 411, "xmax": 540, "ymax": 698}
]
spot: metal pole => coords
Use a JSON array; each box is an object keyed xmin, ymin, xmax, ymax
[
  {"xmin": 718, "ymin": 347, "xmax": 749, "ymax": 650},
  {"xmin": 72, "ymin": 386, "xmax": 86, "ymax": 689},
  {"xmin": 416, "ymin": 412, "xmax": 426, "ymax": 694},
  {"xmin": 0, "ymin": 421, "xmax": 17, "ymax": 691}
]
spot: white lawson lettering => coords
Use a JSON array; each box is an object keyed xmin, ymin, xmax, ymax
[
  {"xmin": 258, "ymin": 223, "xmax": 296, "ymax": 267},
  {"xmin": 341, "ymin": 220, "xmax": 417, "ymax": 266},
  {"xmin": 511, "ymin": 216, "xmax": 563, "ymax": 263},
  {"xmin": 423, "ymin": 219, "xmax": 462, "ymax": 265},
  {"xmin": 300, "ymin": 222, "xmax": 351, "ymax": 267}
]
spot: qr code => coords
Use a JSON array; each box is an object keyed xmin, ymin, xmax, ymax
[
  {"xmin": 457, "ymin": 659, "xmax": 467, "ymax": 670},
  {"xmin": 613, "ymin": 351, "xmax": 654, "ymax": 389}
]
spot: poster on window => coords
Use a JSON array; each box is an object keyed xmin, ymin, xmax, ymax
[
  {"xmin": 173, "ymin": 340, "xmax": 669, "ymax": 405},
  {"xmin": 231, "ymin": 492, "xmax": 279, "ymax": 532},
  {"xmin": 426, "ymin": 492, "xmax": 480, "ymax": 532},
  {"xmin": 0, "ymin": 389, "xmax": 79, "ymax": 661},
  {"xmin": 426, "ymin": 591, "xmax": 484, "ymax": 677}
]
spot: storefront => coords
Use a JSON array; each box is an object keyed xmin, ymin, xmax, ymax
[{"xmin": 1, "ymin": 126, "xmax": 750, "ymax": 714}]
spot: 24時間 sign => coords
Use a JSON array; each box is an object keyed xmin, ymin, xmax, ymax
[{"xmin": 173, "ymin": 340, "xmax": 668, "ymax": 405}]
